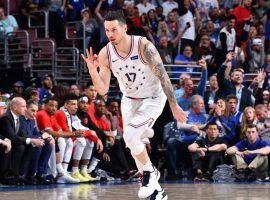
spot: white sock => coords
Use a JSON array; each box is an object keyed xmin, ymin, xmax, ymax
[
  {"xmin": 142, "ymin": 160, "xmax": 154, "ymax": 172},
  {"xmin": 81, "ymin": 165, "xmax": 88, "ymax": 172},
  {"xmin": 88, "ymin": 157, "xmax": 100, "ymax": 173},
  {"xmin": 62, "ymin": 163, "xmax": 69, "ymax": 173},
  {"xmin": 56, "ymin": 163, "xmax": 65, "ymax": 175},
  {"xmin": 72, "ymin": 166, "xmax": 79, "ymax": 173}
]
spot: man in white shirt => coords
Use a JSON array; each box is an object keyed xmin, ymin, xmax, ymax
[
  {"xmin": 136, "ymin": 0, "xmax": 156, "ymax": 16},
  {"xmin": 162, "ymin": 0, "xmax": 178, "ymax": 19}
]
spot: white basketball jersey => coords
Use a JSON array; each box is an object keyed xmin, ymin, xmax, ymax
[{"xmin": 106, "ymin": 35, "xmax": 163, "ymax": 98}]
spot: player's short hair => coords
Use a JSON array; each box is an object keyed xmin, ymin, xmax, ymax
[
  {"xmin": 63, "ymin": 93, "xmax": 78, "ymax": 103},
  {"xmin": 104, "ymin": 10, "xmax": 126, "ymax": 25}
]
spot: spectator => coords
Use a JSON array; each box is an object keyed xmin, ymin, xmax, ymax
[
  {"xmin": 193, "ymin": 34, "xmax": 217, "ymax": 76},
  {"xmin": 174, "ymin": 45, "xmax": 195, "ymax": 73},
  {"xmin": 38, "ymin": 74, "xmax": 54, "ymax": 104},
  {"xmin": 215, "ymin": 15, "xmax": 237, "ymax": 67},
  {"xmin": 174, "ymin": 73, "xmax": 190, "ymax": 102},
  {"xmin": 67, "ymin": 0, "xmax": 84, "ymax": 21},
  {"xmin": 166, "ymin": 95, "xmax": 208, "ymax": 180},
  {"xmin": 0, "ymin": 4, "xmax": 18, "ymax": 36},
  {"xmin": 255, "ymin": 104, "xmax": 270, "ymax": 144},
  {"xmin": 207, "ymin": 98, "xmax": 238, "ymax": 146},
  {"xmin": 240, "ymin": 106, "xmax": 257, "ymax": 139},
  {"xmin": 156, "ymin": 35, "xmax": 174, "ymax": 64},
  {"xmin": 197, "ymin": 0, "xmax": 219, "ymax": 24},
  {"xmin": 46, "ymin": 0, "xmax": 66, "ymax": 46},
  {"xmin": 232, "ymin": 0, "xmax": 252, "ymax": 45},
  {"xmin": 226, "ymin": 94, "xmax": 243, "ymax": 124},
  {"xmin": 0, "ymin": 97, "xmax": 44, "ymax": 185},
  {"xmin": 248, "ymin": 38, "xmax": 265, "ymax": 72},
  {"xmin": 178, "ymin": 60, "xmax": 207, "ymax": 111},
  {"xmin": 204, "ymin": 74, "xmax": 219, "ymax": 114},
  {"xmin": 166, "ymin": 11, "xmax": 179, "ymax": 38},
  {"xmin": 23, "ymin": 87, "xmax": 40, "ymax": 102},
  {"xmin": 188, "ymin": 122, "xmax": 227, "ymax": 181},
  {"xmin": 216, "ymin": 53, "xmax": 253, "ymax": 112},
  {"xmin": 83, "ymin": 81, "xmax": 97, "ymax": 116},
  {"xmin": 70, "ymin": 84, "xmax": 80, "ymax": 96},
  {"xmin": 156, "ymin": 20, "xmax": 174, "ymax": 40},
  {"xmin": 77, "ymin": 8, "xmax": 99, "ymax": 49},
  {"xmin": 136, "ymin": 0, "xmax": 156, "ymax": 16},
  {"xmin": 227, "ymin": 124, "xmax": 270, "ymax": 182},
  {"xmin": 9, "ymin": 81, "xmax": 24, "ymax": 98},
  {"xmin": 161, "ymin": 0, "xmax": 178, "ymax": 19}
]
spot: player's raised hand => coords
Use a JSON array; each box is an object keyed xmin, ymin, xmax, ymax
[
  {"xmin": 81, "ymin": 47, "xmax": 99, "ymax": 71},
  {"xmin": 172, "ymin": 104, "xmax": 188, "ymax": 124}
]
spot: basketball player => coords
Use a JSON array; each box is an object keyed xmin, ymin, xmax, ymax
[{"xmin": 81, "ymin": 10, "xmax": 188, "ymax": 200}]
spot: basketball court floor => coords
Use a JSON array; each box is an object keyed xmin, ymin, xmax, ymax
[{"xmin": 0, "ymin": 181, "xmax": 270, "ymax": 200}]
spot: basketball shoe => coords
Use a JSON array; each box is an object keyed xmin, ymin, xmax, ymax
[
  {"xmin": 149, "ymin": 188, "xmax": 168, "ymax": 200},
  {"xmin": 138, "ymin": 167, "xmax": 161, "ymax": 198}
]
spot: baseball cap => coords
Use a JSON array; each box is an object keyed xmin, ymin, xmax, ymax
[
  {"xmin": 252, "ymin": 38, "xmax": 262, "ymax": 46},
  {"xmin": 81, "ymin": 8, "xmax": 90, "ymax": 15},
  {"xmin": 41, "ymin": 74, "xmax": 52, "ymax": 82},
  {"xmin": 13, "ymin": 81, "xmax": 25, "ymax": 88}
]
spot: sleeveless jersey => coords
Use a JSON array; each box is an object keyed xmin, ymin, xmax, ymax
[
  {"xmin": 216, "ymin": 27, "xmax": 236, "ymax": 51},
  {"xmin": 106, "ymin": 35, "xmax": 163, "ymax": 98}
]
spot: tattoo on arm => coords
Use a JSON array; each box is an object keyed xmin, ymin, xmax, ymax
[{"xmin": 143, "ymin": 43, "xmax": 177, "ymax": 106}]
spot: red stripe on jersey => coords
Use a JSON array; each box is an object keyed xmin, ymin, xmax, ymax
[{"xmin": 128, "ymin": 118, "xmax": 154, "ymax": 128}]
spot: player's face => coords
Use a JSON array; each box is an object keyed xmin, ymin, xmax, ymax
[
  {"xmin": 45, "ymin": 100, "xmax": 58, "ymax": 115},
  {"xmin": 65, "ymin": 100, "xmax": 78, "ymax": 115},
  {"xmin": 104, "ymin": 20, "xmax": 127, "ymax": 45},
  {"xmin": 78, "ymin": 101, "xmax": 88, "ymax": 112}
]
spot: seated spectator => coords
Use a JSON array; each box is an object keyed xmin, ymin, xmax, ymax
[
  {"xmin": 0, "ymin": 4, "xmax": 18, "ymax": 37},
  {"xmin": 178, "ymin": 60, "xmax": 207, "ymax": 111},
  {"xmin": 188, "ymin": 122, "xmax": 227, "ymax": 181},
  {"xmin": 38, "ymin": 74, "xmax": 54, "ymax": 104},
  {"xmin": 136, "ymin": 0, "xmax": 156, "ymax": 16},
  {"xmin": 227, "ymin": 124, "xmax": 270, "ymax": 182},
  {"xmin": 207, "ymin": 98, "xmax": 238, "ymax": 146},
  {"xmin": 23, "ymin": 87, "xmax": 40, "ymax": 102},
  {"xmin": 175, "ymin": 73, "xmax": 190, "ymax": 103},
  {"xmin": 70, "ymin": 84, "xmax": 80, "ymax": 96},
  {"xmin": 248, "ymin": 38, "xmax": 265, "ymax": 72},
  {"xmin": 77, "ymin": 8, "xmax": 99, "ymax": 49},
  {"xmin": 9, "ymin": 81, "xmax": 24, "ymax": 98},
  {"xmin": 174, "ymin": 45, "xmax": 196, "ymax": 74},
  {"xmin": 166, "ymin": 95, "xmax": 208, "ymax": 180},
  {"xmin": 0, "ymin": 97, "xmax": 45, "ymax": 185},
  {"xmin": 156, "ymin": 20, "xmax": 174, "ymax": 41},
  {"xmin": 226, "ymin": 94, "xmax": 243, "ymax": 124},
  {"xmin": 255, "ymin": 104, "xmax": 270, "ymax": 144},
  {"xmin": 193, "ymin": 34, "xmax": 217, "ymax": 76},
  {"xmin": 240, "ymin": 107, "xmax": 257, "ymax": 140}
]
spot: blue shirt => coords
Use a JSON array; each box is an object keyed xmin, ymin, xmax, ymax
[
  {"xmin": 39, "ymin": 87, "xmax": 53, "ymax": 104},
  {"xmin": 236, "ymin": 138, "xmax": 269, "ymax": 164}
]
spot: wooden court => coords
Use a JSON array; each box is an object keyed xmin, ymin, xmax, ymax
[{"xmin": 1, "ymin": 181, "xmax": 270, "ymax": 200}]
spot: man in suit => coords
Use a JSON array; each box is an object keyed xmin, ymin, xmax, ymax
[
  {"xmin": 216, "ymin": 52, "xmax": 253, "ymax": 112},
  {"xmin": 0, "ymin": 97, "xmax": 44, "ymax": 184}
]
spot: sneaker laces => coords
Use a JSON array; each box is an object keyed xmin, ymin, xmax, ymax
[{"xmin": 142, "ymin": 171, "xmax": 151, "ymax": 186}]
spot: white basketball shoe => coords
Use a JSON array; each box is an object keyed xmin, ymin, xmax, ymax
[{"xmin": 138, "ymin": 167, "xmax": 161, "ymax": 199}]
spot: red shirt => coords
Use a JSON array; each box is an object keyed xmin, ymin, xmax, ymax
[
  {"xmin": 36, "ymin": 109, "xmax": 61, "ymax": 131},
  {"xmin": 87, "ymin": 102, "xmax": 95, "ymax": 118},
  {"xmin": 55, "ymin": 110, "xmax": 71, "ymax": 132},
  {"xmin": 89, "ymin": 112, "xmax": 110, "ymax": 131},
  {"xmin": 232, "ymin": 6, "xmax": 251, "ymax": 36}
]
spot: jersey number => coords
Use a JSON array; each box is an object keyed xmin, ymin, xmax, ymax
[{"xmin": 125, "ymin": 73, "xmax": 136, "ymax": 82}]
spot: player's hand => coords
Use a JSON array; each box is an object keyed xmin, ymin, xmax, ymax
[
  {"xmin": 1, "ymin": 139, "xmax": 11, "ymax": 154},
  {"xmin": 81, "ymin": 47, "xmax": 99, "ymax": 71},
  {"xmin": 103, "ymin": 152, "xmax": 110, "ymax": 162},
  {"xmin": 172, "ymin": 104, "xmax": 188, "ymax": 124}
]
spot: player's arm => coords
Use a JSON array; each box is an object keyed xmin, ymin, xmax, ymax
[
  {"xmin": 81, "ymin": 47, "xmax": 111, "ymax": 95},
  {"xmin": 140, "ymin": 38, "xmax": 188, "ymax": 123}
]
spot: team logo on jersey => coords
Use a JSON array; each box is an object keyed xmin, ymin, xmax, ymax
[{"xmin": 130, "ymin": 55, "xmax": 138, "ymax": 60}]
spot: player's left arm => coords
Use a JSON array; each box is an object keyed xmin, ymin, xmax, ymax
[
  {"xmin": 140, "ymin": 38, "xmax": 177, "ymax": 108},
  {"xmin": 140, "ymin": 38, "xmax": 188, "ymax": 123}
]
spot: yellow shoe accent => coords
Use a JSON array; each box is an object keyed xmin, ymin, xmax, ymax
[
  {"xmin": 71, "ymin": 170, "xmax": 90, "ymax": 182},
  {"xmin": 81, "ymin": 170, "xmax": 97, "ymax": 182}
]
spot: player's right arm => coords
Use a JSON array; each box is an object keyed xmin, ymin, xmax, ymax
[{"xmin": 81, "ymin": 47, "xmax": 111, "ymax": 95}]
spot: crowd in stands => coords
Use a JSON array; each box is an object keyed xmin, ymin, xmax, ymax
[{"xmin": 0, "ymin": 0, "xmax": 270, "ymax": 185}]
